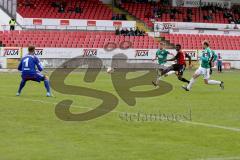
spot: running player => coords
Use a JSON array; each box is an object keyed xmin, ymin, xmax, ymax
[
  {"xmin": 152, "ymin": 43, "xmax": 175, "ymax": 88},
  {"xmin": 152, "ymin": 44, "xmax": 191, "ymax": 87},
  {"xmin": 16, "ymin": 46, "xmax": 51, "ymax": 97},
  {"xmin": 182, "ymin": 41, "xmax": 224, "ymax": 91}
]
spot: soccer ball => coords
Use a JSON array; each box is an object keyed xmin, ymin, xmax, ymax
[{"xmin": 106, "ymin": 67, "xmax": 114, "ymax": 73}]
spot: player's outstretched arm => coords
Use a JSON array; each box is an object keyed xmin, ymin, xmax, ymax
[
  {"xmin": 166, "ymin": 53, "xmax": 178, "ymax": 62},
  {"xmin": 168, "ymin": 51, "xmax": 175, "ymax": 56},
  {"xmin": 152, "ymin": 56, "xmax": 157, "ymax": 61}
]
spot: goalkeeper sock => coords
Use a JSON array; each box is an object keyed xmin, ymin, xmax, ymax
[
  {"xmin": 18, "ymin": 80, "xmax": 26, "ymax": 94},
  {"xmin": 44, "ymin": 80, "xmax": 51, "ymax": 93}
]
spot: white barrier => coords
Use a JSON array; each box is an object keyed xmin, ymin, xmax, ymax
[
  {"xmin": 16, "ymin": 13, "xmax": 136, "ymax": 31},
  {"xmin": 172, "ymin": 0, "xmax": 231, "ymax": 8},
  {"xmin": 169, "ymin": 28, "xmax": 240, "ymax": 36},
  {"xmin": 1, "ymin": 47, "xmax": 240, "ymax": 60},
  {"xmin": 154, "ymin": 22, "xmax": 238, "ymax": 32},
  {"xmin": 0, "ymin": 56, "xmax": 7, "ymax": 68},
  {"xmin": 1, "ymin": 47, "xmax": 240, "ymax": 69},
  {"xmin": 20, "ymin": 48, "xmax": 163, "ymax": 59}
]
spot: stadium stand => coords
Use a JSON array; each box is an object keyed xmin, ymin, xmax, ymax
[
  {"xmin": 121, "ymin": 2, "xmax": 240, "ymax": 28},
  {"xmin": 0, "ymin": 30, "xmax": 159, "ymax": 48},
  {"xmin": 161, "ymin": 33, "xmax": 240, "ymax": 50},
  {"xmin": 17, "ymin": 0, "xmax": 113, "ymax": 19},
  {"xmin": 2, "ymin": 0, "xmax": 239, "ymax": 50}
]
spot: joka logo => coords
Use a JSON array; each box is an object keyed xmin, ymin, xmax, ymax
[
  {"xmin": 3, "ymin": 49, "xmax": 19, "ymax": 56},
  {"xmin": 162, "ymin": 23, "xmax": 175, "ymax": 31},
  {"xmin": 34, "ymin": 49, "xmax": 43, "ymax": 56},
  {"xmin": 83, "ymin": 49, "xmax": 97, "ymax": 57},
  {"xmin": 176, "ymin": 0, "xmax": 184, "ymax": 6},
  {"xmin": 185, "ymin": 51, "xmax": 196, "ymax": 58},
  {"xmin": 135, "ymin": 50, "xmax": 149, "ymax": 57}
]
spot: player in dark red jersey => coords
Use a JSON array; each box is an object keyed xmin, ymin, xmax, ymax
[{"xmin": 152, "ymin": 44, "xmax": 191, "ymax": 86}]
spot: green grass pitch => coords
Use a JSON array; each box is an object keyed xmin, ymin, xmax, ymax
[{"xmin": 0, "ymin": 70, "xmax": 240, "ymax": 160}]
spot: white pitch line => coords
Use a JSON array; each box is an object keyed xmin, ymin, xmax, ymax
[
  {"xmin": 0, "ymin": 95, "xmax": 119, "ymax": 113},
  {"xmin": 0, "ymin": 95, "xmax": 92, "ymax": 110},
  {"xmin": 180, "ymin": 120, "xmax": 240, "ymax": 132},
  {"xmin": 1, "ymin": 95, "xmax": 240, "ymax": 132},
  {"xmin": 191, "ymin": 156, "xmax": 240, "ymax": 160}
]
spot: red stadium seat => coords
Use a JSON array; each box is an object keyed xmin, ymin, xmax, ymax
[
  {"xmin": 161, "ymin": 33, "xmax": 240, "ymax": 50},
  {"xmin": 17, "ymin": 0, "xmax": 113, "ymax": 20},
  {"xmin": 0, "ymin": 30, "xmax": 159, "ymax": 49},
  {"xmin": 120, "ymin": 2, "xmax": 238, "ymax": 28}
]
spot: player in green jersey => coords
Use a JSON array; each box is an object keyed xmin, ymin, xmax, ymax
[
  {"xmin": 182, "ymin": 41, "xmax": 224, "ymax": 91},
  {"xmin": 152, "ymin": 43, "xmax": 176, "ymax": 88}
]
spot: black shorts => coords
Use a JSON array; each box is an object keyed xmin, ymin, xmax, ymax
[{"xmin": 172, "ymin": 64, "xmax": 185, "ymax": 76}]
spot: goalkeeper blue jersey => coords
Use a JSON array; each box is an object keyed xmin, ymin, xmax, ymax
[{"xmin": 18, "ymin": 55, "xmax": 43, "ymax": 75}]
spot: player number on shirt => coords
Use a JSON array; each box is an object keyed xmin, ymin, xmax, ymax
[{"xmin": 23, "ymin": 58, "xmax": 29, "ymax": 68}]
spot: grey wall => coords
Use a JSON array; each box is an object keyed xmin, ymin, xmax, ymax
[{"xmin": 0, "ymin": 0, "xmax": 17, "ymax": 18}]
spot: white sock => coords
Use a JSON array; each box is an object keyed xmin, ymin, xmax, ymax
[
  {"xmin": 155, "ymin": 76, "xmax": 162, "ymax": 85},
  {"xmin": 166, "ymin": 71, "xmax": 175, "ymax": 76},
  {"xmin": 157, "ymin": 76, "xmax": 162, "ymax": 83},
  {"xmin": 208, "ymin": 80, "xmax": 221, "ymax": 85},
  {"xmin": 187, "ymin": 78, "xmax": 195, "ymax": 90}
]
